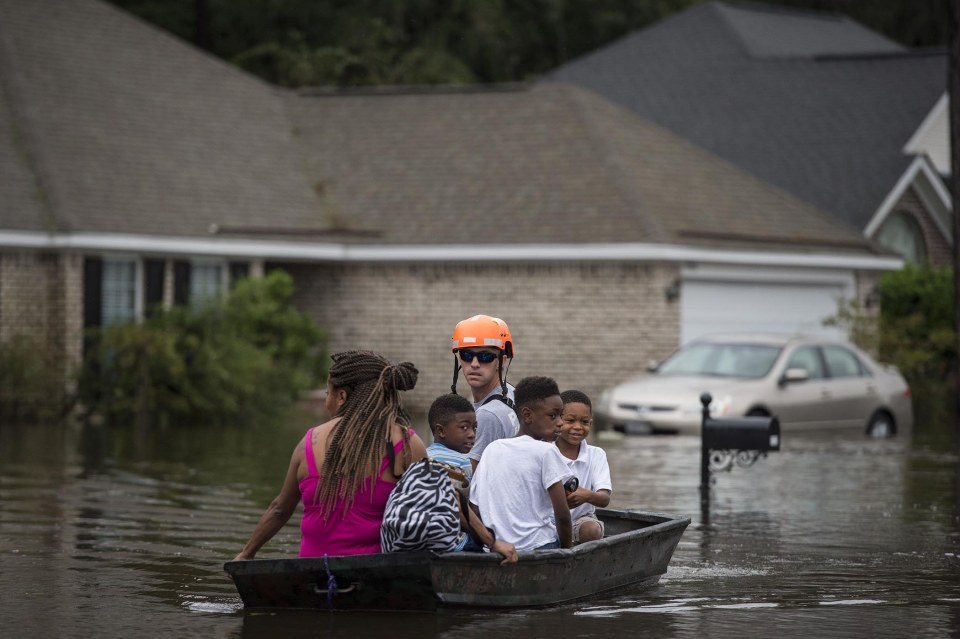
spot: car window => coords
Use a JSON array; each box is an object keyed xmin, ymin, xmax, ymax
[
  {"xmin": 784, "ymin": 346, "xmax": 824, "ymax": 380},
  {"xmin": 822, "ymin": 346, "xmax": 867, "ymax": 379},
  {"xmin": 657, "ymin": 343, "xmax": 781, "ymax": 379}
]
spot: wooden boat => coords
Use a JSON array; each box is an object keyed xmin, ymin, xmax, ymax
[{"xmin": 224, "ymin": 508, "xmax": 690, "ymax": 611}]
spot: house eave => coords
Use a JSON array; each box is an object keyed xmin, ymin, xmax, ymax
[{"xmin": 0, "ymin": 230, "xmax": 902, "ymax": 271}]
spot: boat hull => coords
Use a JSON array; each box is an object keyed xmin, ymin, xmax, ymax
[{"xmin": 224, "ymin": 509, "xmax": 689, "ymax": 610}]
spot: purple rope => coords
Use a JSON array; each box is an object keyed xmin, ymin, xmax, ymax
[{"xmin": 323, "ymin": 553, "xmax": 337, "ymax": 609}]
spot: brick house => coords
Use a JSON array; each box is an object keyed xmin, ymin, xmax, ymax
[{"xmin": 0, "ymin": 0, "xmax": 901, "ymax": 411}]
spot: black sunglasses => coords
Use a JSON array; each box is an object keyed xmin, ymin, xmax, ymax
[{"xmin": 458, "ymin": 350, "xmax": 498, "ymax": 364}]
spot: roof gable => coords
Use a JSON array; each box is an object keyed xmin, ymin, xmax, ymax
[
  {"xmin": 864, "ymin": 154, "xmax": 952, "ymax": 244},
  {"xmin": 903, "ymin": 93, "xmax": 950, "ymax": 175}
]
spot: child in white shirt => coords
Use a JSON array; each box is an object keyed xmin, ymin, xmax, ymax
[
  {"xmin": 555, "ymin": 390, "xmax": 612, "ymax": 544},
  {"xmin": 470, "ymin": 376, "xmax": 573, "ymax": 551}
]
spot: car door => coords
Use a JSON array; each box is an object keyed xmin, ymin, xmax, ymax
[
  {"xmin": 820, "ymin": 345, "xmax": 875, "ymax": 429},
  {"xmin": 772, "ymin": 345, "xmax": 832, "ymax": 428}
]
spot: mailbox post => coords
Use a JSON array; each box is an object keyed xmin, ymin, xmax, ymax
[{"xmin": 699, "ymin": 392, "xmax": 780, "ymax": 506}]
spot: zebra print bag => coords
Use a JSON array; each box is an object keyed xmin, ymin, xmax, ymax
[{"xmin": 380, "ymin": 459, "xmax": 461, "ymax": 553}]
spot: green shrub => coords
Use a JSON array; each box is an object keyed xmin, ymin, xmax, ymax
[
  {"xmin": 76, "ymin": 270, "xmax": 327, "ymax": 425},
  {"xmin": 0, "ymin": 335, "xmax": 70, "ymax": 422},
  {"xmin": 825, "ymin": 264, "xmax": 956, "ymax": 381},
  {"xmin": 877, "ymin": 264, "xmax": 956, "ymax": 380}
]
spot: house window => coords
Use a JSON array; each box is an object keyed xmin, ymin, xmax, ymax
[
  {"xmin": 877, "ymin": 211, "xmax": 926, "ymax": 263},
  {"xmin": 101, "ymin": 258, "xmax": 139, "ymax": 326},
  {"xmin": 189, "ymin": 261, "xmax": 225, "ymax": 304}
]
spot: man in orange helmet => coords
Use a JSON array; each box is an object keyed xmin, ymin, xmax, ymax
[{"xmin": 450, "ymin": 315, "xmax": 519, "ymax": 472}]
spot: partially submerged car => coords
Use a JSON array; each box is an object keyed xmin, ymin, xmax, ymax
[{"xmin": 594, "ymin": 334, "xmax": 912, "ymax": 437}]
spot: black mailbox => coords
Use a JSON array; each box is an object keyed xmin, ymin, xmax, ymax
[
  {"xmin": 699, "ymin": 392, "xmax": 781, "ymax": 497},
  {"xmin": 703, "ymin": 415, "xmax": 780, "ymax": 452}
]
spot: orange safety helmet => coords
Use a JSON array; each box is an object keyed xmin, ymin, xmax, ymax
[{"xmin": 450, "ymin": 315, "xmax": 514, "ymax": 358}]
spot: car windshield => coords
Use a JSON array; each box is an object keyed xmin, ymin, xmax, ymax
[{"xmin": 657, "ymin": 342, "xmax": 782, "ymax": 379}]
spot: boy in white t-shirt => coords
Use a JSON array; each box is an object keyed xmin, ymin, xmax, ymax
[
  {"xmin": 556, "ymin": 390, "xmax": 612, "ymax": 544},
  {"xmin": 470, "ymin": 376, "xmax": 573, "ymax": 551}
]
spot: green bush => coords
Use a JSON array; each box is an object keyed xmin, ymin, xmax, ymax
[
  {"xmin": 826, "ymin": 264, "xmax": 956, "ymax": 381},
  {"xmin": 77, "ymin": 270, "xmax": 327, "ymax": 425},
  {"xmin": 877, "ymin": 264, "xmax": 956, "ymax": 380},
  {"xmin": 0, "ymin": 335, "xmax": 70, "ymax": 422}
]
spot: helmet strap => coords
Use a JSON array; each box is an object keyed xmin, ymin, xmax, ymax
[
  {"xmin": 499, "ymin": 355, "xmax": 512, "ymax": 397},
  {"xmin": 450, "ymin": 356, "xmax": 461, "ymax": 395}
]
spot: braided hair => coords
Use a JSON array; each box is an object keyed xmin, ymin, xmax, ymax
[{"xmin": 315, "ymin": 350, "xmax": 418, "ymax": 518}]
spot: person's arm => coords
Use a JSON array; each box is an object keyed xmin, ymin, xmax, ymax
[
  {"xmin": 394, "ymin": 428, "xmax": 428, "ymax": 476},
  {"xmin": 548, "ymin": 482, "xmax": 573, "ymax": 549},
  {"xmin": 233, "ymin": 442, "xmax": 303, "ymax": 561},
  {"xmin": 567, "ymin": 487, "xmax": 611, "ymax": 509},
  {"xmin": 466, "ymin": 503, "xmax": 518, "ymax": 564}
]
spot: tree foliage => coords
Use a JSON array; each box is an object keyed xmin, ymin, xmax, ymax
[
  {"xmin": 827, "ymin": 265, "xmax": 956, "ymax": 381},
  {"xmin": 0, "ymin": 335, "xmax": 71, "ymax": 422},
  {"xmin": 107, "ymin": 0, "xmax": 698, "ymax": 86},
  {"xmin": 106, "ymin": 0, "xmax": 948, "ymax": 88},
  {"xmin": 877, "ymin": 264, "xmax": 956, "ymax": 380},
  {"xmin": 76, "ymin": 270, "xmax": 327, "ymax": 425}
]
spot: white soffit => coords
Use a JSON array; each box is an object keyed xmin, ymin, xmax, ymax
[{"xmin": 0, "ymin": 230, "xmax": 903, "ymax": 271}]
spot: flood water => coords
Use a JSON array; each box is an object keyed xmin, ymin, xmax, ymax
[{"xmin": 2, "ymin": 388, "xmax": 959, "ymax": 638}]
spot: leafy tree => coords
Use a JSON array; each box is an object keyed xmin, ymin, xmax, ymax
[
  {"xmin": 107, "ymin": 0, "xmax": 699, "ymax": 86},
  {"xmin": 826, "ymin": 265, "xmax": 956, "ymax": 381},
  {"xmin": 107, "ymin": 1, "xmax": 947, "ymax": 88},
  {"xmin": 0, "ymin": 335, "xmax": 71, "ymax": 422},
  {"xmin": 877, "ymin": 265, "xmax": 956, "ymax": 380}
]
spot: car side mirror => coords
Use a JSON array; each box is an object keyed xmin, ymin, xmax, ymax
[
  {"xmin": 778, "ymin": 368, "xmax": 809, "ymax": 387},
  {"xmin": 646, "ymin": 359, "xmax": 660, "ymax": 372}
]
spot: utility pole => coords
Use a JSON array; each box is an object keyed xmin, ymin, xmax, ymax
[{"xmin": 950, "ymin": 0, "xmax": 960, "ymax": 511}]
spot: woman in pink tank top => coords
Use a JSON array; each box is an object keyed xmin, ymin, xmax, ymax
[{"xmin": 233, "ymin": 350, "xmax": 427, "ymax": 560}]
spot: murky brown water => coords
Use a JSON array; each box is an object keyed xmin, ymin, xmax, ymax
[{"xmin": 2, "ymin": 390, "xmax": 959, "ymax": 638}]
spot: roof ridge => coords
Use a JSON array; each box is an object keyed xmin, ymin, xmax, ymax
[
  {"xmin": 556, "ymin": 84, "xmax": 669, "ymax": 243},
  {"xmin": 716, "ymin": 0, "xmax": 849, "ymax": 23}
]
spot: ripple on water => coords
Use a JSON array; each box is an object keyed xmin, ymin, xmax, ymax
[{"xmin": 664, "ymin": 564, "xmax": 770, "ymax": 579}]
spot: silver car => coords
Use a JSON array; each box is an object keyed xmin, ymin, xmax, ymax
[{"xmin": 594, "ymin": 333, "xmax": 912, "ymax": 437}]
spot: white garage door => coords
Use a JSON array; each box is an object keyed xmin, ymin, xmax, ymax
[{"xmin": 680, "ymin": 279, "xmax": 849, "ymax": 345}]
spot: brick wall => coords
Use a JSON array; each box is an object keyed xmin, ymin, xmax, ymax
[
  {"xmin": 0, "ymin": 251, "xmax": 890, "ymax": 414},
  {"xmin": 282, "ymin": 261, "xmax": 682, "ymax": 413},
  {"xmin": 0, "ymin": 251, "xmax": 84, "ymax": 382}
]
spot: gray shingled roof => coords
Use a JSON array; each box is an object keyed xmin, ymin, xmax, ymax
[
  {"xmin": 287, "ymin": 83, "xmax": 877, "ymax": 252},
  {"xmin": 0, "ymin": 0, "xmax": 323, "ymax": 239},
  {"xmin": 0, "ymin": 0, "xmax": 881, "ymax": 257},
  {"xmin": 546, "ymin": 0, "xmax": 946, "ymax": 232}
]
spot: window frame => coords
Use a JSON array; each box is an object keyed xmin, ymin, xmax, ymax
[{"xmin": 100, "ymin": 255, "xmax": 143, "ymax": 326}]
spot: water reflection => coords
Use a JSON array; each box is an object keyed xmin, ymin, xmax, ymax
[{"xmin": 1, "ymin": 385, "xmax": 959, "ymax": 638}]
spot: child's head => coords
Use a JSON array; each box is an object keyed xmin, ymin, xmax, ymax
[
  {"xmin": 514, "ymin": 376, "xmax": 563, "ymax": 442},
  {"xmin": 427, "ymin": 393, "xmax": 477, "ymax": 454},
  {"xmin": 559, "ymin": 389, "xmax": 593, "ymax": 447}
]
